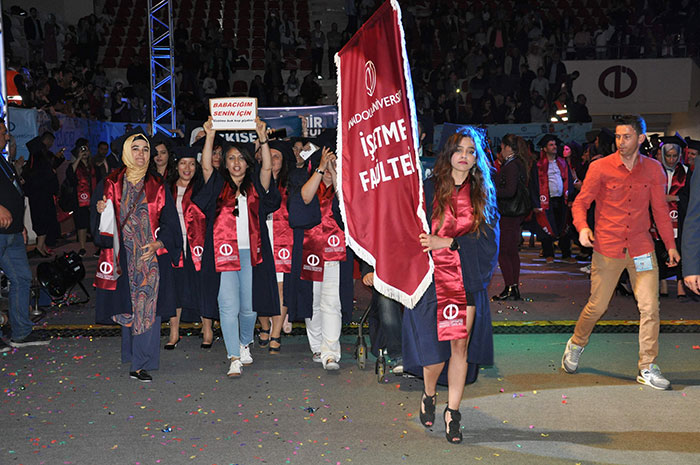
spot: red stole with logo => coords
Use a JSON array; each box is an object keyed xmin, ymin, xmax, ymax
[
  {"xmin": 536, "ymin": 155, "xmax": 568, "ymax": 210},
  {"xmin": 432, "ymin": 184, "xmax": 474, "ymax": 341},
  {"xmin": 76, "ymin": 162, "xmax": 97, "ymax": 207},
  {"xmin": 95, "ymin": 170, "xmax": 167, "ymax": 290},
  {"xmin": 272, "ymin": 186, "xmax": 294, "ymax": 273},
  {"xmin": 667, "ymin": 163, "xmax": 687, "ymax": 235},
  {"xmin": 172, "ymin": 183, "xmax": 206, "ymax": 271},
  {"xmin": 212, "ymin": 181, "xmax": 262, "ymax": 272},
  {"xmin": 301, "ymin": 183, "xmax": 346, "ymax": 282}
]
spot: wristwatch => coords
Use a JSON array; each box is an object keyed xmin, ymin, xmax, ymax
[
  {"xmin": 449, "ymin": 238, "xmax": 459, "ymax": 251},
  {"xmin": 315, "ymin": 168, "xmax": 325, "ymax": 175}
]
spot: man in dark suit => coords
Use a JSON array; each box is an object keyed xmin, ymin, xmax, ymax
[{"xmin": 23, "ymin": 8, "xmax": 44, "ymax": 65}]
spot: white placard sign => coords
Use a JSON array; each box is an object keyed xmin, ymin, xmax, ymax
[{"xmin": 209, "ymin": 97, "xmax": 258, "ymax": 130}]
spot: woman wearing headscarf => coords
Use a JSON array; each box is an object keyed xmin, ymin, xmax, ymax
[
  {"xmin": 91, "ymin": 131, "xmax": 182, "ymax": 382},
  {"xmin": 163, "ymin": 146, "xmax": 210, "ymax": 349},
  {"xmin": 195, "ymin": 116, "xmax": 279, "ymax": 377},
  {"xmin": 659, "ymin": 139, "xmax": 688, "ymax": 299},
  {"xmin": 403, "ymin": 126, "xmax": 499, "ymax": 443}
]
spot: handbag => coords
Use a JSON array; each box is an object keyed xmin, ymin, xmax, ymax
[{"xmin": 498, "ymin": 173, "xmax": 532, "ymax": 218}]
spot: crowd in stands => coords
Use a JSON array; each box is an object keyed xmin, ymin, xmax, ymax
[{"xmin": 5, "ymin": 0, "xmax": 700, "ymax": 128}]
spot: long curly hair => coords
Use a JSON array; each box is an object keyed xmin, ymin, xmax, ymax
[{"xmin": 431, "ymin": 126, "xmax": 498, "ymax": 234}]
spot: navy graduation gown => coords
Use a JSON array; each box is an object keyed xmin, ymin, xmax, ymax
[
  {"xmin": 192, "ymin": 168, "xmax": 281, "ymax": 318},
  {"xmin": 90, "ymin": 174, "xmax": 182, "ymax": 325},
  {"xmin": 285, "ymin": 188, "xmax": 355, "ymax": 324},
  {"xmin": 402, "ymin": 177, "xmax": 500, "ymax": 384}
]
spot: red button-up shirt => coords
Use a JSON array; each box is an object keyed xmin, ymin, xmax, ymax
[{"xmin": 572, "ymin": 151, "xmax": 676, "ymax": 259}]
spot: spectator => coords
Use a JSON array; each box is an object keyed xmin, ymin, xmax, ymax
[
  {"xmin": 569, "ymin": 94, "xmax": 592, "ymax": 123},
  {"xmin": 327, "ymin": 23, "xmax": 342, "ymax": 79},
  {"xmin": 285, "ymin": 69, "xmax": 301, "ymax": 101},
  {"xmin": 311, "ymin": 20, "xmax": 326, "ymax": 79},
  {"xmin": 43, "ymin": 14, "xmax": 59, "ymax": 67},
  {"xmin": 529, "ymin": 67, "xmax": 549, "ymax": 100},
  {"xmin": 300, "ymin": 73, "xmax": 323, "ymax": 105},
  {"xmin": 24, "ymin": 8, "xmax": 44, "ymax": 65}
]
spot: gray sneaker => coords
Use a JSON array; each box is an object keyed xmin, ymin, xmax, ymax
[
  {"xmin": 10, "ymin": 331, "xmax": 51, "ymax": 348},
  {"xmin": 561, "ymin": 337, "xmax": 584, "ymax": 373},
  {"xmin": 637, "ymin": 364, "xmax": 671, "ymax": 390}
]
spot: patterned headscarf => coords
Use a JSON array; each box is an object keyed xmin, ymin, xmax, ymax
[{"xmin": 122, "ymin": 134, "xmax": 150, "ymax": 184}]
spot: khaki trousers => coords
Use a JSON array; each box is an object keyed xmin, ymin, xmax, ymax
[{"xmin": 572, "ymin": 251, "xmax": 660, "ymax": 370}]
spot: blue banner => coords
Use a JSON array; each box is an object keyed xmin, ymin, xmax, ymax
[
  {"xmin": 7, "ymin": 107, "xmax": 39, "ymax": 160},
  {"xmin": 259, "ymin": 105, "xmax": 338, "ymax": 138}
]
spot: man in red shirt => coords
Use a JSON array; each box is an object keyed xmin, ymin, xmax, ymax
[{"xmin": 562, "ymin": 115, "xmax": 680, "ymax": 390}]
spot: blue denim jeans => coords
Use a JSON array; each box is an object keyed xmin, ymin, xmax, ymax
[
  {"xmin": 218, "ymin": 249, "xmax": 256, "ymax": 359},
  {"xmin": 0, "ymin": 233, "xmax": 33, "ymax": 340}
]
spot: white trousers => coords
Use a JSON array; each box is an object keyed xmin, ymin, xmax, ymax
[{"xmin": 305, "ymin": 261, "xmax": 342, "ymax": 363}]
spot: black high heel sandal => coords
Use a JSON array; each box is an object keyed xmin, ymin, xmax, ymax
[
  {"xmin": 164, "ymin": 336, "xmax": 180, "ymax": 350},
  {"xmin": 269, "ymin": 337, "xmax": 282, "ymax": 354},
  {"xmin": 257, "ymin": 328, "xmax": 270, "ymax": 348},
  {"xmin": 419, "ymin": 391, "xmax": 437, "ymax": 427},
  {"xmin": 444, "ymin": 406, "xmax": 463, "ymax": 444}
]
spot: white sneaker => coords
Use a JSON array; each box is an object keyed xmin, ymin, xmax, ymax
[
  {"xmin": 561, "ymin": 337, "xmax": 584, "ymax": 374},
  {"xmin": 312, "ymin": 352, "xmax": 322, "ymax": 363},
  {"xmin": 323, "ymin": 358, "xmax": 340, "ymax": 371},
  {"xmin": 240, "ymin": 344, "xmax": 253, "ymax": 365},
  {"xmin": 227, "ymin": 359, "xmax": 242, "ymax": 377},
  {"xmin": 637, "ymin": 364, "xmax": 671, "ymax": 390}
]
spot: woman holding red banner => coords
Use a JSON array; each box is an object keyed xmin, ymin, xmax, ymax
[
  {"xmin": 256, "ymin": 141, "xmax": 296, "ymax": 353},
  {"xmin": 196, "ymin": 116, "xmax": 280, "ymax": 377},
  {"xmin": 403, "ymin": 126, "xmax": 499, "ymax": 443},
  {"xmin": 286, "ymin": 141, "xmax": 355, "ymax": 371},
  {"xmin": 163, "ymin": 147, "xmax": 211, "ymax": 350}
]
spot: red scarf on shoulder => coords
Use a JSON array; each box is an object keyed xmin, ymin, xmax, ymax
[
  {"xmin": 212, "ymin": 181, "xmax": 262, "ymax": 272},
  {"xmin": 95, "ymin": 170, "xmax": 167, "ymax": 290},
  {"xmin": 536, "ymin": 155, "xmax": 568, "ymax": 210},
  {"xmin": 301, "ymin": 183, "xmax": 346, "ymax": 281},
  {"xmin": 172, "ymin": 182, "xmax": 206, "ymax": 271}
]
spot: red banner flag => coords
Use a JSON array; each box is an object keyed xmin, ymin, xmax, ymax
[{"xmin": 336, "ymin": 0, "xmax": 432, "ymax": 308}]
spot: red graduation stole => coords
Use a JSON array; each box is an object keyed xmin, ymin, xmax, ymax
[
  {"xmin": 212, "ymin": 181, "xmax": 262, "ymax": 272},
  {"xmin": 272, "ymin": 186, "xmax": 294, "ymax": 273},
  {"xmin": 432, "ymin": 184, "xmax": 474, "ymax": 341},
  {"xmin": 667, "ymin": 163, "xmax": 687, "ymax": 234},
  {"xmin": 536, "ymin": 154, "xmax": 568, "ymax": 210},
  {"xmin": 76, "ymin": 162, "xmax": 97, "ymax": 207},
  {"xmin": 95, "ymin": 170, "xmax": 167, "ymax": 290},
  {"xmin": 301, "ymin": 183, "xmax": 346, "ymax": 282},
  {"xmin": 172, "ymin": 183, "xmax": 206, "ymax": 271}
]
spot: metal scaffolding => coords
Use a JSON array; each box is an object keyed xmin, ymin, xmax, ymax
[
  {"xmin": 148, "ymin": 0, "xmax": 176, "ymax": 136},
  {"xmin": 0, "ymin": 1, "xmax": 8, "ymax": 123}
]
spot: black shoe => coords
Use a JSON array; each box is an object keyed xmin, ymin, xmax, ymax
[
  {"xmin": 10, "ymin": 331, "xmax": 51, "ymax": 348},
  {"xmin": 491, "ymin": 287, "xmax": 510, "ymax": 301},
  {"xmin": 93, "ymin": 248, "xmax": 101, "ymax": 257},
  {"xmin": 0, "ymin": 339, "xmax": 11, "ymax": 353},
  {"xmin": 164, "ymin": 338, "xmax": 179, "ymax": 350},
  {"xmin": 200, "ymin": 341, "xmax": 213, "ymax": 349},
  {"xmin": 492, "ymin": 285, "xmax": 521, "ymax": 301},
  {"xmin": 269, "ymin": 336, "xmax": 282, "ymax": 354},
  {"xmin": 130, "ymin": 370, "xmax": 153, "ymax": 382},
  {"xmin": 257, "ymin": 328, "xmax": 270, "ymax": 348},
  {"xmin": 420, "ymin": 391, "xmax": 437, "ymax": 427},
  {"xmin": 78, "ymin": 248, "xmax": 87, "ymax": 256},
  {"xmin": 444, "ymin": 406, "xmax": 463, "ymax": 443}
]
